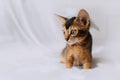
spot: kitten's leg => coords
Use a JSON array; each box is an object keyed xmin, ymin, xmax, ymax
[
  {"xmin": 60, "ymin": 50, "xmax": 66, "ymax": 64},
  {"xmin": 83, "ymin": 53, "xmax": 92, "ymax": 69},
  {"xmin": 83, "ymin": 62, "xmax": 91, "ymax": 69},
  {"xmin": 60, "ymin": 47, "xmax": 68, "ymax": 64},
  {"xmin": 60, "ymin": 47, "xmax": 67, "ymax": 63},
  {"xmin": 66, "ymin": 53, "xmax": 73, "ymax": 68}
]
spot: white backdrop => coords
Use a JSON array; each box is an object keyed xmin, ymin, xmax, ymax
[{"xmin": 0, "ymin": 0, "xmax": 120, "ymax": 80}]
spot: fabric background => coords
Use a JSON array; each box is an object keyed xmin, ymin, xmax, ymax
[{"xmin": 0, "ymin": 0, "xmax": 120, "ymax": 80}]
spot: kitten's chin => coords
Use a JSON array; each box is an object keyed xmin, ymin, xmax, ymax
[{"xmin": 67, "ymin": 40, "xmax": 77, "ymax": 45}]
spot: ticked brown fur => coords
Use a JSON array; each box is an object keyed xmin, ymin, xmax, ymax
[{"xmin": 57, "ymin": 9, "xmax": 92, "ymax": 69}]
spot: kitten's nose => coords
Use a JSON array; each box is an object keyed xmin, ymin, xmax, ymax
[{"xmin": 65, "ymin": 37, "xmax": 69, "ymax": 41}]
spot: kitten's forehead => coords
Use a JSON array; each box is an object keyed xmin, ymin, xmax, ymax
[
  {"xmin": 70, "ymin": 23, "xmax": 86, "ymax": 30},
  {"xmin": 65, "ymin": 17, "xmax": 76, "ymax": 29},
  {"xmin": 63, "ymin": 17, "xmax": 87, "ymax": 31}
]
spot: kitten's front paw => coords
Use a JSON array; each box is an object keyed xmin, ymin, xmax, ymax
[
  {"xmin": 66, "ymin": 63, "xmax": 73, "ymax": 68},
  {"xmin": 83, "ymin": 63, "xmax": 91, "ymax": 69}
]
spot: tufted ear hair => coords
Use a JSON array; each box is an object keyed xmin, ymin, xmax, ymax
[
  {"xmin": 55, "ymin": 14, "xmax": 67, "ymax": 25},
  {"xmin": 77, "ymin": 9, "xmax": 90, "ymax": 29}
]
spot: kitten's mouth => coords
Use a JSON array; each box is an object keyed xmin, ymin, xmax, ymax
[{"xmin": 67, "ymin": 40, "xmax": 78, "ymax": 45}]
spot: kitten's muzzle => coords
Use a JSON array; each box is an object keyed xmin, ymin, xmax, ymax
[{"xmin": 65, "ymin": 37, "xmax": 69, "ymax": 41}]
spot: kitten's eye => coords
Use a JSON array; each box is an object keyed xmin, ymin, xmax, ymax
[{"xmin": 71, "ymin": 30, "xmax": 76, "ymax": 35}]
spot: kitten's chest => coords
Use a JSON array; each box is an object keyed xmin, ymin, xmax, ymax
[
  {"xmin": 67, "ymin": 45, "xmax": 85, "ymax": 63},
  {"xmin": 68, "ymin": 45, "xmax": 84, "ymax": 55}
]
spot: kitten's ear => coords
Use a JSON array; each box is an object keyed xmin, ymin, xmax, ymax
[
  {"xmin": 77, "ymin": 9, "xmax": 90, "ymax": 29},
  {"xmin": 55, "ymin": 14, "xmax": 67, "ymax": 25}
]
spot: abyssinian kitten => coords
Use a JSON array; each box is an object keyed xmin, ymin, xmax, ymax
[{"xmin": 57, "ymin": 9, "xmax": 92, "ymax": 69}]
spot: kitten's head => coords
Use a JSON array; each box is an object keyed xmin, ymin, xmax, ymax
[{"xmin": 57, "ymin": 9, "xmax": 90, "ymax": 45}]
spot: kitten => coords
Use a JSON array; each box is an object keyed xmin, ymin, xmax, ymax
[{"xmin": 57, "ymin": 9, "xmax": 92, "ymax": 69}]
